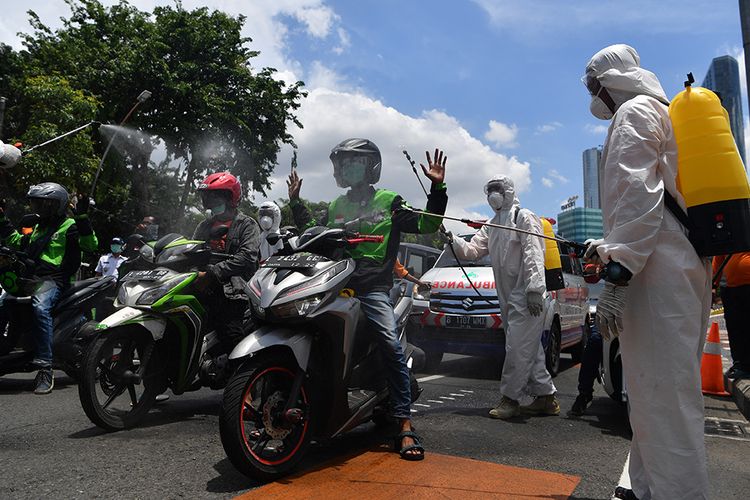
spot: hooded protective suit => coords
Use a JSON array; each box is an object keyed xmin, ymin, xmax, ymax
[
  {"xmin": 451, "ymin": 175, "xmax": 555, "ymax": 401},
  {"xmin": 258, "ymin": 201, "xmax": 283, "ymax": 261},
  {"xmin": 585, "ymin": 44, "xmax": 711, "ymax": 499}
]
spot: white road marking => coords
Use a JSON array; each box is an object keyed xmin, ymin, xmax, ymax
[
  {"xmin": 439, "ymin": 396, "xmax": 455, "ymax": 400},
  {"xmin": 413, "ymin": 403, "xmax": 431, "ymax": 408},
  {"xmin": 410, "ymin": 409, "xmax": 418, "ymax": 413},
  {"xmin": 460, "ymin": 389, "xmax": 474, "ymax": 393},
  {"xmin": 449, "ymin": 393, "xmax": 466, "ymax": 397},
  {"xmin": 427, "ymin": 399, "xmax": 445, "ymax": 404},
  {"xmin": 416, "ymin": 375, "xmax": 445, "ymax": 382}
]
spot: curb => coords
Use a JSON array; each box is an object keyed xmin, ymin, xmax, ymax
[{"xmin": 723, "ymin": 374, "xmax": 750, "ymax": 421}]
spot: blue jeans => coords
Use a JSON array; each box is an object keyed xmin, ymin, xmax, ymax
[
  {"xmin": 0, "ymin": 282, "xmax": 61, "ymax": 368},
  {"xmin": 359, "ymin": 291, "xmax": 412, "ymax": 419},
  {"xmin": 577, "ymin": 319, "xmax": 603, "ymax": 396}
]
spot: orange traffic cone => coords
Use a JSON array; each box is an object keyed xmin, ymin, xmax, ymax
[{"xmin": 701, "ymin": 323, "xmax": 730, "ymax": 396}]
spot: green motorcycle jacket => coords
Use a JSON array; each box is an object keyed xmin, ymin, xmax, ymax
[
  {"xmin": 291, "ymin": 182, "xmax": 447, "ymax": 294},
  {"xmin": 0, "ymin": 215, "xmax": 99, "ymax": 285}
]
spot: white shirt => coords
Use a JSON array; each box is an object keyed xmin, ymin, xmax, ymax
[{"xmin": 95, "ymin": 253, "xmax": 127, "ymax": 278}]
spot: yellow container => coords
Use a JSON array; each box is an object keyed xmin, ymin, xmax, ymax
[
  {"xmin": 669, "ymin": 85, "xmax": 750, "ymax": 255},
  {"xmin": 670, "ymin": 86, "xmax": 750, "ymax": 206},
  {"xmin": 541, "ymin": 218, "xmax": 564, "ymax": 291}
]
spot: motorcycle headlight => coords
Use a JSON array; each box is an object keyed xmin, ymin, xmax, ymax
[
  {"xmin": 136, "ymin": 275, "xmax": 186, "ymax": 306},
  {"xmin": 278, "ymin": 261, "xmax": 348, "ymax": 299},
  {"xmin": 271, "ymin": 293, "xmax": 324, "ymax": 318}
]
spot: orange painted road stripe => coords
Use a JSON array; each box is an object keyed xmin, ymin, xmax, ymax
[{"xmin": 236, "ymin": 447, "xmax": 580, "ymax": 499}]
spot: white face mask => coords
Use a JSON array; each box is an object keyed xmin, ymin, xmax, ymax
[
  {"xmin": 259, "ymin": 216, "xmax": 273, "ymax": 230},
  {"xmin": 487, "ymin": 192, "xmax": 504, "ymax": 210},
  {"xmin": 590, "ymin": 95, "xmax": 613, "ymax": 120}
]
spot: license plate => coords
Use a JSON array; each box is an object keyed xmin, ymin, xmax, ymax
[
  {"xmin": 262, "ymin": 254, "xmax": 325, "ymax": 268},
  {"xmin": 123, "ymin": 269, "xmax": 169, "ymax": 281},
  {"xmin": 444, "ymin": 316, "xmax": 487, "ymax": 329}
]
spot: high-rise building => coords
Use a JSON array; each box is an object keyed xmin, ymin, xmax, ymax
[
  {"xmin": 556, "ymin": 207, "xmax": 603, "ymax": 242},
  {"xmin": 582, "ymin": 146, "xmax": 602, "ymax": 209},
  {"xmin": 702, "ymin": 55, "xmax": 746, "ymax": 165}
]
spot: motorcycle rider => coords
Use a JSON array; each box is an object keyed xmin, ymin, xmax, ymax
[
  {"xmin": 193, "ymin": 172, "xmax": 260, "ymax": 352},
  {"xmin": 450, "ymin": 175, "xmax": 559, "ymax": 419},
  {"xmin": 257, "ymin": 201, "xmax": 283, "ymax": 261},
  {"xmin": 287, "ymin": 139, "xmax": 448, "ymax": 461},
  {"xmin": 0, "ymin": 183, "xmax": 98, "ymax": 394}
]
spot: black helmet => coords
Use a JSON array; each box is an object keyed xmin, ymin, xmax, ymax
[
  {"xmin": 329, "ymin": 138, "xmax": 381, "ymax": 188},
  {"xmin": 27, "ymin": 182, "xmax": 69, "ymax": 216}
]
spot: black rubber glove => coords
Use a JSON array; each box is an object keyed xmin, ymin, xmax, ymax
[{"xmin": 73, "ymin": 194, "xmax": 91, "ymax": 217}]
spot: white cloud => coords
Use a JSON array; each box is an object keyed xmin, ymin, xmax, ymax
[
  {"xmin": 262, "ymin": 88, "xmax": 533, "ymax": 230},
  {"xmin": 540, "ymin": 169, "xmax": 568, "ymax": 189},
  {"xmin": 484, "ymin": 120, "xmax": 519, "ymax": 149},
  {"xmin": 535, "ymin": 121, "xmax": 562, "ymax": 134},
  {"xmin": 584, "ymin": 123, "xmax": 609, "ymax": 135},
  {"xmin": 306, "ymin": 61, "xmax": 352, "ymax": 92},
  {"xmin": 332, "ymin": 27, "xmax": 350, "ymax": 55}
]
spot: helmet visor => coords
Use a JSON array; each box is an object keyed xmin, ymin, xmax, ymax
[{"xmin": 581, "ymin": 74, "xmax": 602, "ymax": 97}]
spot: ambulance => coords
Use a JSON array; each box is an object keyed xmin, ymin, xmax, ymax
[{"xmin": 408, "ymin": 234, "xmax": 591, "ymax": 375}]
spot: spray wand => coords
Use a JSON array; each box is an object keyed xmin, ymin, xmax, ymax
[{"xmin": 21, "ymin": 121, "xmax": 100, "ymax": 155}]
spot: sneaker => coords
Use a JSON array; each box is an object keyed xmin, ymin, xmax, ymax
[
  {"xmin": 520, "ymin": 393, "xmax": 560, "ymax": 416},
  {"xmin": 613, "ymin": 486, "xmax": 639, "ymax": 500},
  {"xmin": 33, "ymin": 369, "xmax": 54, "ymax": 395},
  {"xmin": 489, "ymin": 396, "xmax": 520, "ymax": 419},
  {"xmin": 569, "ymin": 393, "xmax": 593, "ymax": 416}
]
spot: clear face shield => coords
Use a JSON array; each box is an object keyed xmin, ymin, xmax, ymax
[{"xmin": 335, "ymin": 154, "xmax": 370, "ymax": 187}]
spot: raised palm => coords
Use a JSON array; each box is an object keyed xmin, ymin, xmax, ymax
[{"xmin": 421, "ymin": 148, "xmax": 446, "ymax": 184}]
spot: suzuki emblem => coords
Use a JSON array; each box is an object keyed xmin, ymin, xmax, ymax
[{"xmin": 462, "ymin": 297, "xmax": 474, "ymax": 310}]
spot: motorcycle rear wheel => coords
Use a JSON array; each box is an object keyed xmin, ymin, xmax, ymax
[
  {"xmin": 220, "ymin": 353, "xmax": 312, "ymax": 482},
  {"xmin": 78, "ymin": 327, "xmax": 163, "ymax": 431}
]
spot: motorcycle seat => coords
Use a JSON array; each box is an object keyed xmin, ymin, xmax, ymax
[{"xmin": 53, "ymin": 275, "xmax": 116, "ymax": 313}]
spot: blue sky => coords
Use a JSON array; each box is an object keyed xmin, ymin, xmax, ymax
[{"xmin": 1, "ymin": 1, "xmax": 747, "ymax": 231}]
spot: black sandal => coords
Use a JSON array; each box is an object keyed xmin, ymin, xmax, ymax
[{"xmin": 395, "ymin": 431, "xmax": 425, "ymax": 461}]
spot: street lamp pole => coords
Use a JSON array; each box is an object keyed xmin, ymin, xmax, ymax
[
  {"xmin": 740, "ymin": 1, "xmax": 750, "ymax": 123},
  {"xmin": 90, "ymin": 90, "xmax": 151, "ymax": 196}
]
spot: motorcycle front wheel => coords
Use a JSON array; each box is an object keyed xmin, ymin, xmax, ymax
[
  {"xmin": 78, "ymin": 327, "xmax": 163, "ymax": 431},
  {"xmin": 219, "ymin": 353, "xmax": 312, "ymax": 482}
]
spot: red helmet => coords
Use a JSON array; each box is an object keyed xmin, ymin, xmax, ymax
[{"xmin": 197, "ymin": 172, "xmax": 241, "ymax": 207}]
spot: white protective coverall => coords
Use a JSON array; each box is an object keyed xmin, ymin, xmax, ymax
[
  {"xmin": 586, "ymin": 44, "xmax": 712, "ymax": 499},
  {"xmin": 451, "ymin": 175, "xmax": 555, "ymax": 401},
  {"xmin": 258, "ymin": 201, "xmax": 283, "ymax": 261}
]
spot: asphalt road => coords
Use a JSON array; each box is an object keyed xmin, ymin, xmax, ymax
[{"xmin": 1, "ymin": 353, "xmax": 748, "ymax": 499}]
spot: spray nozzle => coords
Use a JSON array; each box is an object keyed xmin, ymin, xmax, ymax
[{"xmin": 684, "ymin": 72, "xmax": 695, "ymax": 88}]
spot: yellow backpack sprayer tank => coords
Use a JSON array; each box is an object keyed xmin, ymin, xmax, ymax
[
  {"xmin": 669, "ymin": 73, "xmax": 750, "ymax": 256},
  {"xmin": 541, "ymin": 217, "xmax": 564, "ymax": 291}
]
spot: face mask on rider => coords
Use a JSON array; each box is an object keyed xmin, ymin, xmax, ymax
[
  {"xmin": 259, "ymin": 216, "xmax": 273, "ymax": 231},
  {"xmin": 487, "ymin": 192, "xmax": 504, "ymax": 211},
  {"xmin": 340, "ymin": 158, "xmax": 368, "ymax": 187}
]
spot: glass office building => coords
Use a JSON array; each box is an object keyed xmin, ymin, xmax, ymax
[
  {"xmin": 582, "ymin": 146, "xmax": 602, "ymax": 209},
  {"xmin": 556, "ymin": 207, "xmax": 603, "ymax": 242},
  {"xmin": 703, "ymin": 55, "xmax": 746, "ymax": 166}
]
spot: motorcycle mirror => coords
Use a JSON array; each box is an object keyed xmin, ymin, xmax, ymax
[
  {"xmin": 266, "ymin": 232, "xmax": 281, "ymax": 245},
  {"xmin": 18, "ymin": 213, "xmax": 41, "ymax": 229},
  {"xmin": 209, "ymin": 225, "xmax": 229, "ymax": 239},
  {"xmin": 280, "ymin": 225, "xmax": 299, "ymax": 236}
]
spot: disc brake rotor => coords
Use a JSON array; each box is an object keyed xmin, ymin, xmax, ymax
[{"xmin": 261, "ymin": 391, "xmax": 292, "ymax": 440}]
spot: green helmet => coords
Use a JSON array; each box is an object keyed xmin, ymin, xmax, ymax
[{"xmin": 329, "ymin": 138, "xmax": 382, "ymax": 188}]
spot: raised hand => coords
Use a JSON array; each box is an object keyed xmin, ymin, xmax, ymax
[
  {"xmin": 420, "ymin": 148, "xmax": 446, "ymax": 185},
  {"xmin": 287, "ymin": 169, "xmax": 303, "ymax": 201}
]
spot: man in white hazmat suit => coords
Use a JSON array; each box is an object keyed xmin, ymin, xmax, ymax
[
  {"xmin": 258, "ymin": 201, "xmax": 283, "ymax": 261},
  {"xmin": 451, "ymin": 174, "xmax": 559, "ymax": 419},
  {"xmin": 583, "ymin": 44, "xmax": 712, "ymax": 500}
]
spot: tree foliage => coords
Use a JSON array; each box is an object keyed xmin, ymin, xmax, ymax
[{"xmin": 0, "ymin": 0, "xmax": 305, "ymax": 244}]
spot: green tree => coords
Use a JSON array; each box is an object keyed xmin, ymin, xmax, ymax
[{"xmin": 18, "ymin": 0, "xmax": 305, "ymax": 231}]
